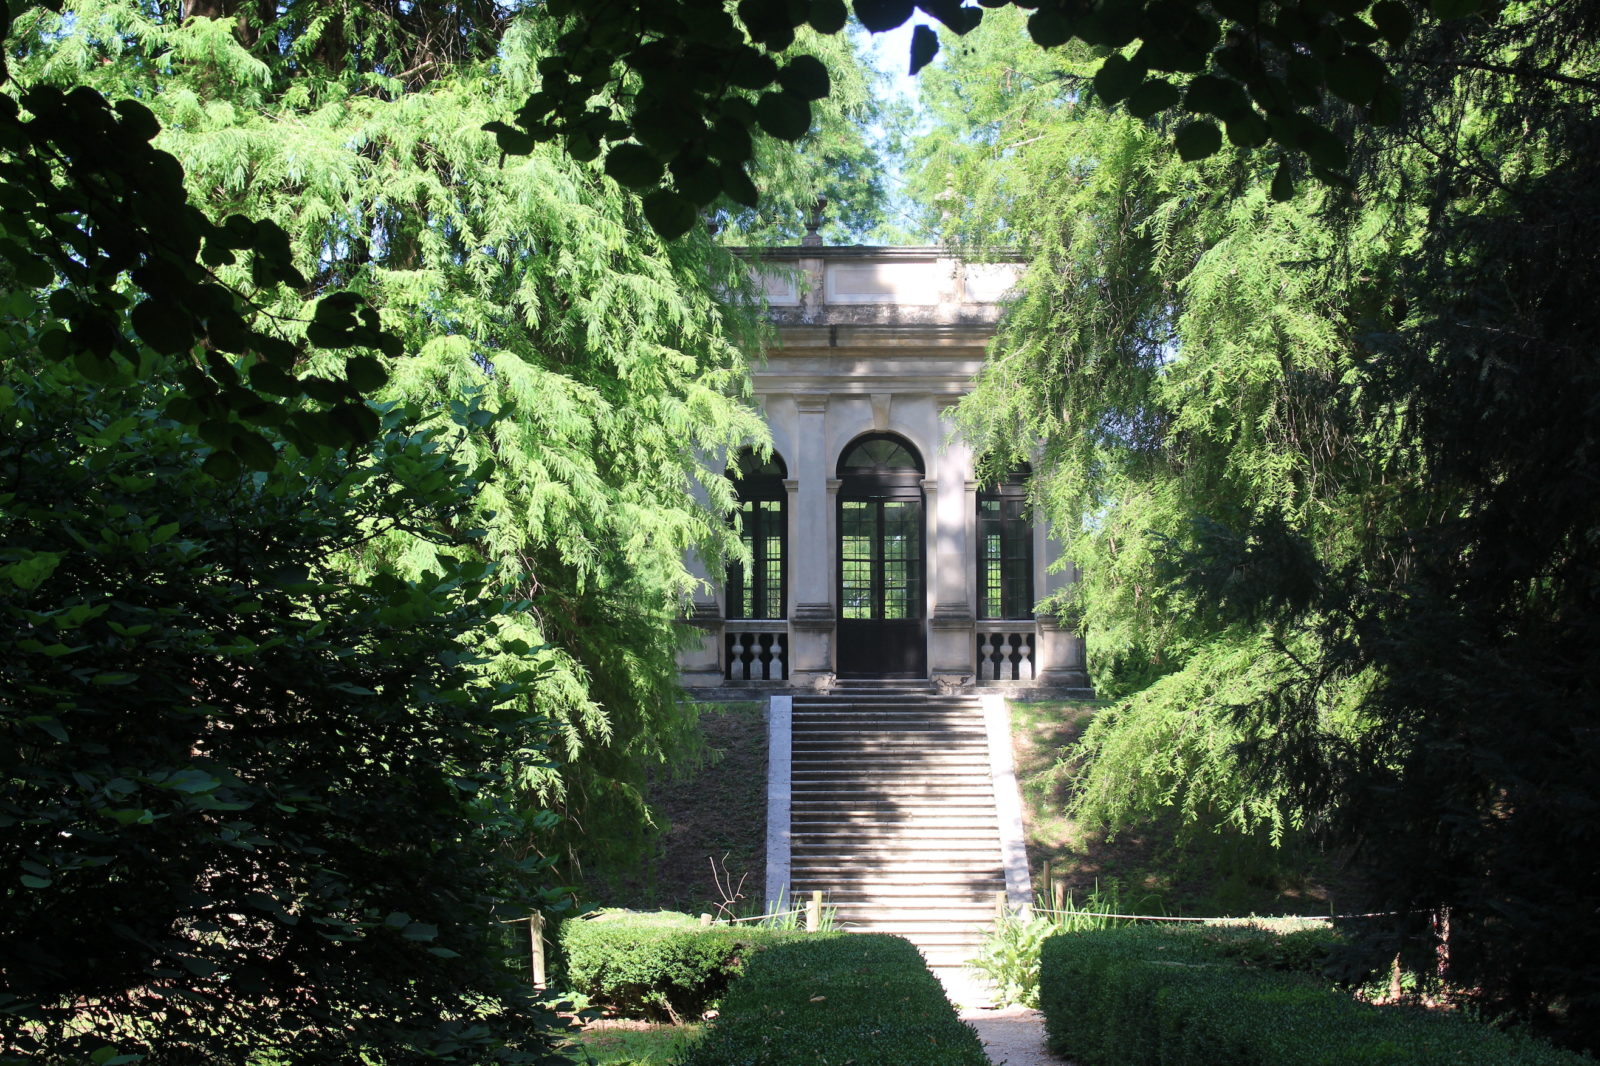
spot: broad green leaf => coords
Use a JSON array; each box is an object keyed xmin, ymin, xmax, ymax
[
  {"xmin": 809, "ymin": 0, "xmax": 848, "ymax": 33},
  {"xmin": 1271, "ymin": 158, "xmax": 1296, "ymax": 200},
  {"xmin": 1093, "ymin": 54, "xmax": 1144, "ymax": 105},
  {"xmin": 1027, "ymin": 8, "xmax": 1072, "ymax": 48},
  {"xmin": 604, "ymin": 143, "xmax": 664, "ymax": 189},
  {"xmin": 777, "ymin": 55, "xmax": 830, "ymax": 99},
  {"xmin": 755, "ymin": 91, "xmax": 811, "ymax": 140},
  {"xmin": 1174, "ymin": 120, "xmax": 1222, "ymax": 161},
  {"xmin": 642, "ymin": 189, "xmax": 697, "ymax": 239},
  {"xmin": 854, "ymin": 0, "xmax": 913, "ymax": 33},
  {"xmin": 1126, "ymin": 78, "xmax": 1181, "ymax": 119},
  {"xmin": 908, "ymin": 24, "xmax": 939, "ymax": 76},
  {"xmin": 1371, "ymin": 0, "xmax": 1414, "ymax": 46}
]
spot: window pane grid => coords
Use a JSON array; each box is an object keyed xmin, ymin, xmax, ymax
[
  {"xmin": 978, "ymin": 489, "xmax": 1032, "ymax": 620},
  {"xmin": 728, "ymin": 496, "xmax": 785, "ymax": 620}
]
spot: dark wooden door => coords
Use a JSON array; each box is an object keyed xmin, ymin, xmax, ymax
[{"xmin": 837, "ymin": 495, "xmax": 926, "ymax": 678}]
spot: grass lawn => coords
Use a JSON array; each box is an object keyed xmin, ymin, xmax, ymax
[
  {"xmin": 565, "ymin": 1021, "xmax": 704, "ymax": 1066},
  {"xmin": 1009, "ymin": 698, "xmax": 1368, "ymax": 918}
]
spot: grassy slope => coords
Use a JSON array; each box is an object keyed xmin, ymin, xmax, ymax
[
  {"xmin": 600, "ymin": 701, "xmax": 769, "ymax": 916},
  {"xmin": 1010, "ymin": 699, "xmax": 1367, "ymax": 917}
]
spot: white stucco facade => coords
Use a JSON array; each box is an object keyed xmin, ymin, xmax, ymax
[{"xmin": 681, "ymin": 245, "xmax": 1090, "ymax": 694}]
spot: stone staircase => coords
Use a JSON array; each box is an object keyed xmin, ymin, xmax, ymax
[{"xmin": 786, "ymin": 680, "xmax": 1010, "ymax": 1000}]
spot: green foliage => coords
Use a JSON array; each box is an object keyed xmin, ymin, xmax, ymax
[
  {"xmin": 10, "ymin": 0, "xmax": 781, "ymax": 882},
  {"xmin": 0, "ymin": 337, "xmax": 564, "ymax": 1061},
  {"xmin": 504, "ymin": 0, "xmax": 1441, "ymax": 234},
  {"xmin": 566, "ymin": 1022, "xmax": 703, "ymax": 1066},
  {"xmin": 971, "ymin": 883, "xmax": 1128, "ymax": 1008},
  {"xmin": 920, "ymin": 0, "xmax": 1600, "ymax": 1041},
  {"xmin": 678, "ymin": 934, "xmax": 989, "ymax": 1066},
  {"xmin": 559, "ymin": 910, "xmax": 799, "ymax": 1021},
  {"xmin": 1039, "ymin": 926, "xmax": 1590, "ymax": 1066},
  {"xmin": 0, "ymin": 21, "xmax": 395, "ymax": 464}
]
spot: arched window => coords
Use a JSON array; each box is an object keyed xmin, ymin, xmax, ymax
[
  {"xmin": 978, "ymin": 464, "xmax": 1033, "ymax": 620},
  {"xmin": 726, "ymin": 448, "xmax": 786, "ymax": 620},
  {"xmin": 836, "ymin": 433, "xmax": 927, "ymax": 678}
]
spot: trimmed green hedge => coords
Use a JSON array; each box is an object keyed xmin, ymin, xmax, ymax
[
  {"xmin": 678, "ymin": 934, "xmax": 989, "ymax": 1066},
  {"xmin": 561, "ymin": 910, "xmax": 798, "ymax": 1020},
  {"xmin": 1039, "ymin": 925, "xmax": 1591, "ymax": 1066}
]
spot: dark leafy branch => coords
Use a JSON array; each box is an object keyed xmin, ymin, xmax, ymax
[
  {"xmin": 0, "ymin": 0, "xmax": 404, "ymax": 467},
  {"xmin": 498, "ymin": 0, "xmax": 1497, "ymax": 237}
]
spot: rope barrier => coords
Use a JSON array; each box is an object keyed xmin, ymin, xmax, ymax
[
  {"xmin": 1017, "ymin": 902, "xmax": 1395, "ymax": 921},
  {"xmin": 716, "ymin": 907, "xmax": 806, "ymax": 924}
]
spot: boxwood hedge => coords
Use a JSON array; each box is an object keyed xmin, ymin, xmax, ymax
[
  {"xmin": 1039, "ymin": 925, "xmax": 1591, "ymax": 1066},
  {"xmin": 678, "ymin": 933, "xmax": 989, "ymax": 1066},
  {"xmin": 560, "ymin": 910, "xmax": 798, "ymax": 1020}
]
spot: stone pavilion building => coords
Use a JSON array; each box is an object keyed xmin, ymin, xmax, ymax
[{"xmin": 679, "ymin": 240, "xmax": 1090, "ymax": 695}]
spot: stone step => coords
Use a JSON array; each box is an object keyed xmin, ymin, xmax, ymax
[
  {"xmin": 791, "ymin": 819, "xmax": 1000, "ymax": 832},
  {"xmin": 792, "ymin": 831, "xmax": 1000, "ymax": 845},
  {"xmin": 791, "ymin": 728, "xmax": 987, "ymax": 742},
  {"xmin": 792, "ymin": 851, "xmax": 1001, "ymax": 866},
  {"xmin": 792, "ymin": 754, "xmax": 989, "ymax": 768},
  {"xmin": 832, "ymin": 915, "xmax": 992, "ymax": 934},
  {"xmin": 791, "ymin": 814, "xmax": 999, "ymax": 829},
  {"xmin": 791, "ymin": 721, "xmax": 987, "ymax": 734},
  {"xmin": 825, "ymin": 890, "xmax": 1001, "ymax": 905},
  {"xmin": 793, "ymin": 856, "xmax": 1004, "ymax": 870},
  {"xmin": 792, "ymin": 846, "xmax": 1001, "ymax": 860},
  {"xmin": 782, "ymin": 689, "xmax": 1014, "ymax": 1003},
  {"xmin": 790, "ymin": 802, "xmax": 1001, "ymax": 817},
  {"xmin": 790, "ymin": 783, "xmax": 993, "ymax": 796},
  {"xmin": 792, "ymin": 774, "xmax": 994, "ymax": 787},
  {"xmin": 792, "ymin": 758, "xmax": 990, "ymax": 770}
]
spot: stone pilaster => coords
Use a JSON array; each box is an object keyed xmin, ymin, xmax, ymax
[
  {"xmin": 929, "ymin": 400, "xmax": 976, "ymax": 676},
  {"xmin": 788, "ymin": 395, "xmax": 835, "ymax": 685}
]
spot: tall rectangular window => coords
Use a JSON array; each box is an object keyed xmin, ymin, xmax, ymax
[
  {"xmin": 978, "ymin": 494, "xmax": 1032, "ymax": 619},
  {"xmin": 729, "ymin": 498, "xmax": 785, "ymax": 619}
]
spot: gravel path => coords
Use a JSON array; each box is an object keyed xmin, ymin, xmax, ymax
[{"xmin": 960, "ymin": 1006, "xmax": 1071, "ymax": 1066}]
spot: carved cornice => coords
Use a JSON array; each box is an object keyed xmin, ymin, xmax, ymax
[
  {"xmin": 686, "ymin": 602, "xmax": 723, "ymax": 629},
  {"xmin": 790, "ymin": 603, "xmax": 836, "ymax": 631},
  {"xmin": 930, "ymin": 603, "xmax": 975, "ymax": 631}
]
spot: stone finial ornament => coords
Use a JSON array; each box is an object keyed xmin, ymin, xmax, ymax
[{"xmin": 801, "ymin": 197, "xmax": 826, "ymax": 246}]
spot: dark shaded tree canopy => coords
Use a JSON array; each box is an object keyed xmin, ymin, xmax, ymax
[{"xmin": 506, "ymin": 0, "xmax": 1496, "ymax": 236}]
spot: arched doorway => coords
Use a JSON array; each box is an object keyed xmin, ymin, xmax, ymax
[{"xmin": 836, "ymin": 433, "xmax": 926, "ymax": 678}]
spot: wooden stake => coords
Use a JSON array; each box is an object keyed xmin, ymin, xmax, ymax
[
  {"xmin": 995, "ymin": 889, "xmax": 1008, "ymax": 922},
  {"xmin": 807, "ymin": 890, "xmax": 822, "ymax": 932},
  {"xmin": 530, "ymin": 913, "xmax": 546, "ymax": 991}
]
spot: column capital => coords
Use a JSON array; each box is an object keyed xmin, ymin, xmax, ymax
[
  {"xmin": 931, "ymin": 602, "xmax": 975, "ymax": 630},
  {"xmin": 795, "ymin": 394, "xmax": 830, "ymax": 414},
  {"xmin": 790, "ymin": 603, "xmax": 836, "ymax": 631},
  {"xmin": 686, "ymin": 601, "xmax": 723, "ymax": 629},
  {"xmin": 783, "ymin": 478, "xmax": 799, "ymax": 493},
  {"xmin": 826, "ymin": 478, "xmax": 842, "ymax": 495}
]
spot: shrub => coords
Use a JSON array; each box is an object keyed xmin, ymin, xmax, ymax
[
  {"xmin": 971, "ymin": 881, "xmax": 1130, "ymax": 1007},
  {"xmin": 560, "ymin": 910, "xmax": 796, "ymax": 1020},
  {"xmin": 1039, "ymin": 926, "xmax": 1591, "ymax": 1066},
  {"xmin": 679, "ymin": 934, "xmax": 989, "ymax": 1066}
]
